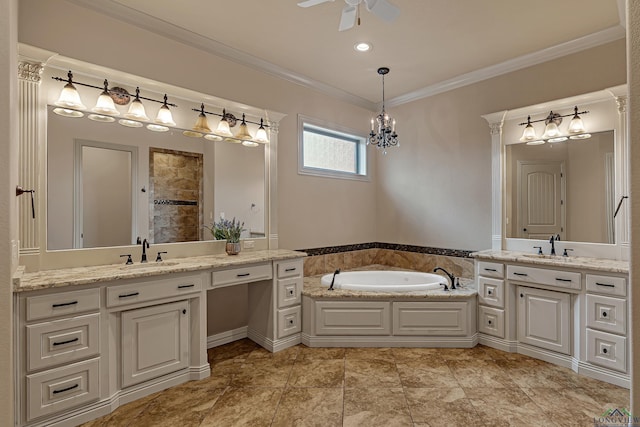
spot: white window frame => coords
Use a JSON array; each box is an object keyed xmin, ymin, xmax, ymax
[{"xmin": 298, "ymin": 114, "xmax": 369, "ymax": 181}]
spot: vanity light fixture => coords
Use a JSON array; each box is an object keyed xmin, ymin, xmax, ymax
[
  {"xmin": 154, "ymin": 94, "xmax": 176, "ymax": 127},
  {"xmin": 124, "ymin": 87, "xmax": 150, "ymax": 121},
  {"xmin": 368, "ymin": 67, "xmax": 398, "ymax": 154},
  {"xmin": 518, "ymin": 106, "xmax": 590, "ymax": 145},
  {"xmin": 193, "ymin": 105, "xmax": 271, "ymax": 145},
  {"xmin": 254, "ymin": 119, "xmax": 270, "ymax": 143},
  {"xmin": 184, "ymin": 103, "xmax": 212, "ymax": 138},
  {"xmin": 214, "ymin": 109, "xmax": 234, "ymax": 138},
  {"xmin": 92, "ymin": 79, "xmax": 120, "ymax": 116},
  {"xmin": 234, "ymin": 114, "xmax": 253, "ymax": 141},
  {"xmin": 54, "ymin": 71, "xmax": 86, "ymax": 111}
]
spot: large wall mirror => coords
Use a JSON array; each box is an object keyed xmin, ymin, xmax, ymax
[{"xmin": 17, "ymin": 45, "xmax": 283, "ymax": 268}]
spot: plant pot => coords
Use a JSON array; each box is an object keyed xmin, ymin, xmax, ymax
[{"xmin": 225, "ymin": 242, "xmax": 241, "ymax": 255}]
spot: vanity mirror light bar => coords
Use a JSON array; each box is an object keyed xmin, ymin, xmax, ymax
[
  {"xmin": 186, "ymin": 104, "xmax": 270, "ymax": 145},
  {"xmin": 518, "ymin": 106, "xmax": 590, "ymax": 145}
]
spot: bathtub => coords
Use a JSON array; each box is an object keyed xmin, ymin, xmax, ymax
[{"xmin": 320, "ymin": 270, "xmax": 447, "ymax": 292}]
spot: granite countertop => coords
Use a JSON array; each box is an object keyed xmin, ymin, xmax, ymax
[
  {"xmin": 14, "ymin": 249, "xmax": 306, "ymax": 293},
  {"xmin": 471, "ymin": 249, "xmax": 629, "ymax": 274},
  {"xmin": 303, "ymin": 265, "xmax": 477, "ymax": 299}
]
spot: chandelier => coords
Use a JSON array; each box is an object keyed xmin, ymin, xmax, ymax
[{"xmin": 368, "ymin": 67, "xmax": 398, "ymax": 154}]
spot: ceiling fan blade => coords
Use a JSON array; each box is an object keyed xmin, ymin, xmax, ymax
[
  {"xmin": 297, "ymin": 0, "xmax": 334, "ymax": 8},
  {"xmin": 364, "ymin": 0, "xmax": 399, "ymax": 22},
  {"xmin": 338, "ymin": 5, "xmax": 357, "ymax": 31}
]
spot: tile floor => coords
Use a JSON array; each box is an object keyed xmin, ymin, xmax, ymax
[{"xmin": 82, "ymin": 339, "xmax": 629, "ymax": 427}]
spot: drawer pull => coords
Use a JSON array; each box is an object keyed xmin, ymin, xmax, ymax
[
  {"xmin": 596, "ymin": 282, "xmax": 615, "ymax": 288},
  {"xmin": 285, "ymin": 267, "xmax": 297, "ymax": 272},
  {"xmin": 513, "ymin": 272, "xmax": 528, "ymax": 277},
  {"xmin": 488, "ymin": 320, "xmax": 492, "ymax": 325},
  {"xmin": 602, "ymin": 312, "xmax": 608, "ymax": 318},
  {"xmin": 52, "ymin": 384, "xmax": 79, "ymax": 395},
  {"xmin": 487, "ymin": 290, "xmax": 493, "ymax": 295},
  {"xmin": 52, "ymin": 337, "xmax": 79, "ymax": 346},
  {"xmin": 177, "ymin": 284, "xmax": 195, "ymax": 289},
  {"xmin": 484, "ymin": 268, "xmax": 497, "ymax": 272},
  {"xmin": 555, "ymin": 278, "xmax": 572, "ymax": 282},
  {"xmin": 51, "ymin": 301, "xmax": 78, "ymax": 308},
  {"xmin": 118, "ymin": 292, "xmax": 140, "ymax": 298},
  {"xmin": 236, "ymin": 273, "xmax": 251, "ymax": 277},
  {"xmin": 602, "ymin": 348, "xmax": 608, "ymax": 354}
]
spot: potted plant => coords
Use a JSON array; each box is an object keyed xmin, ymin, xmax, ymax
[{"xmin": 205, "ymin": 216, "xmax": 245, "ymax": 255}]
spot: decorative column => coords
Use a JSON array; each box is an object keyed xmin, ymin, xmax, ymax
[
  {"xmin": 266, "ymin": 121, "xmax": 279, "ymax": 249},
  {"xmin": 17, "ymin": 60, "xmax": 44, "ymax": 255},
  {"xmin": 614, "ymin": 93, "xmax": 629, "ymax": 258},
  {"xmin": 482, "ymin": 111, "xmax": 507, "ymax": 250}
]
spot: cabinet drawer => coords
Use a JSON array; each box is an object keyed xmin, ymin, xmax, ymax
[
  {"xmin": 26, "ymin": 357, "xmax": 100, "ymax": 421},
  {"xmin": 478, "ymin": 277, "xmax": 504, "ymax": 308},
  {"xmin": 277, "ymin": 277, "xmax": 302, "ymax": 309},
  {"xmin": 586, "ymin": 274, "xmax": 626, "ymax": 297},
  {"xmin": 315, "ymin": 301, "xmax": 390, "ymax": 336},
  {"xmin": 106, "ymin": 275, "xmax": 202, "ymax": 308},
  {"xmin": 277, "ymin": 259, "xmax": 303, "ymax": 279},
  {"xmin": 507, "ymin": 265, "xmax": 580, "ymax": 290},
  {"xmin": 586, "ymin": 294, "xmax": 626, "ymax": 335},
  {"xmin": 26, "ymin": 288, "xmax": 100, "ymax": 322},
  {"xmin": 277, "ymin": 306, "xmax": 301, "ymax": 339},
  {"xmin": 586, "ymin": 328, "xmax": 626, "ymax": 373},
  {"xmin": 27, "ymin": 313, "xmax": 100, "ymax": 372},
  {"xmin": 478, "ymin": 306, "xmax": 505, "ymax": 338},
  {"xmin": 392, "ymin": 302, "xmax": 469, "ymax": 336},
  {"xmin": 477, "ymin": 261, "xmax": 504, "ymax": 278},
  {"xmin": 211, "ymin": 263, "xmax": 272, "ymax": 289}
]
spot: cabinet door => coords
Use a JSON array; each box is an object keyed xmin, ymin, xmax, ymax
[
  {"xmin": 517, "ymin": 286, "xmax": 570, "ymax": 355},
  {"xmin": 121, "ymin": 300, "xmax": 189, "ymax": 388}
]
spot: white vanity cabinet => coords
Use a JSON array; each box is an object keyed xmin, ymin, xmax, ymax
[{"xmin": 474, "ymin": 253, "xmax": 630, "ymax": 388}]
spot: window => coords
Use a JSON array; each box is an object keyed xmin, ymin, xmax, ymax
[{"xmin": 298, "ymin": 115, "xmax": 368, "ymax": 180}]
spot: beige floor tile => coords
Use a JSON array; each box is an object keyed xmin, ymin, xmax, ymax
[
  {"xmin": 345, "ymin": 347, "xmax": 395, "ymax": 361},
  {"xmin": 289, "ymin": 359, "xmax": 344, "ymax": 388},
  {"xmin": 494, "ymin": 358, "xmax": 572, "ymax": 389},
  {"xmin": 391, "ymin": 347, "xmax": 443, "ymax": 362},
  {"xmin": 449, "ymin": 359, "xmax": 519, "ymax": 388},
  {"xmin": 345, "ymin": 359, "xmax": 402, "ymax": 388},
  {"xmin": 230, "ymin": 358, "xmax": 294, "ymax": 387},
  {"xmin": 298, "ymin": 346, "xmax": 346, "ymax": 360},
  {"xmin": 396, "ymin": 360, "xmax": 459, "ymax": 388},
  {"xmin": 208, "ymin": 338, "xmax": 260, "ymax": 361},
  {"xmin": 200, "ymin": 387, "xmax": 283, "ymax": 427},
  {"xmin": 466, "ymin": 387, "xmax": 557, "ymax": 427},
  {"xmin": 405, "ymin": 387, "xmax": 484, "ymax": 426},
  {"xmin": 438, "ymin": 345, "xmax": 494, "ymax": 361},
  {"xmin": 343, "ymin": 387, "xmax": 412, "ymax": 427},
  {"xmin": 247, "ymin": 344, "xmax": 301, "ymax": 360},
  {"xmin": 272, "ymin": 387, "xmax": 343, "ymax": 427}
]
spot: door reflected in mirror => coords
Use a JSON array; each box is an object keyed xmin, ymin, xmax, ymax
[
  {"xmin": 46, "ymin": 106, "xmax": 266, "ymax": 250},
  {"xmin": 505, "ymin": 130, "xmax": 615, "ymax": 244}
]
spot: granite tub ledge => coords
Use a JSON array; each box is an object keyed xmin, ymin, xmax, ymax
[
  {"xmin": 14, "ymin": 249, "xmax": 306, "ymax": 292},
  {"xmin": 303, "ymin": 265, "xmax": 476, "ymax": 300},
  {"xmin": 471, "ymin": 249, "xmax": 629, "ymax": 274}
]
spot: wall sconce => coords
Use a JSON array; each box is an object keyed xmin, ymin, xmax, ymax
[
  {"xmin": 188, "ymin": 105, "xmax": 270, "ymax": 146},
  {"xmin": 519, "ymin": 106, "xmax": 590, "ymax": 145},
  {"xmin": 52, "ymin": 70, "xmax": 177, "ymax": 133}
]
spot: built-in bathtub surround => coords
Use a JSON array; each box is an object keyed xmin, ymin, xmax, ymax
[{"xmin": 301, "ymin": 243, "xmax": 474, "ymax": 279}]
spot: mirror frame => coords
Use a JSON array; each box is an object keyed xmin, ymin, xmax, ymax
[
  {"xmin": 482, "ymin": 85, "xmax": 629, "ymax": 260},
  {"xmin": 17, "ymin": 43, "xmax": 286, "ymax": 271}
]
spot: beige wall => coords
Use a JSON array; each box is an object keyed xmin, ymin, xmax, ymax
[
  {"xmin": 1, "ymin": 0, "xmax": 17, "ymax": 425},
  {"xmin": 376, "ymin": 40, "xmax": 626, "ymax": 251},
  {"xmin": 18, "ymin": 0, "xmax": 378, "ymax": 251}
]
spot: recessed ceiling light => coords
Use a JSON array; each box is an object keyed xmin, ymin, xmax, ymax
[{"xmin": 354, "ymin": 42, "xmax": 371, "ymax": 52}]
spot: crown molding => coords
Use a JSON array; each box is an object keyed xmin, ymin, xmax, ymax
[
  {"xmin": 67, "ymin": 0, "xmax": 377, "ymax": 111},
  {"xmin": 385, "ymin": 25, "xmax": 626, "ymax": 109},
  {"xmin": 67, "ymin": 1, "xmax": 625, "ymax": 111}
]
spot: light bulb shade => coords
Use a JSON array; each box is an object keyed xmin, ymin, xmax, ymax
[
  {"xmin": 214, "ymin": 118, "xmax": 233, "ymax": 137},
  {"xmin": 192, "ymin": 112, "xmax": 211, "ymax": 133},
  {"xmin": 155, "ymin": 105, "xmax": 176, "ymax": 126},
  {"xmin": 125, "ymin": 99, "xmax": 150, "ymax": 121},
  {"xmin": 254, "ymin": 127, "xmax": 269, "ymax": 143},
  {"xmin": 204, "ymin": 133, "xmax": 223, "ymax": 141},
  {"xmin": 242, "ymin": 140, "xmax": 259, "ymax": 147},
  {"xmin": 119, "ymin": 119, "xmax": 143, "ymax": 128},
  {"xmin": 53, "ymin": 108, "xmax": 84, "ymax": 118},
  {"xmin": 568, "ymin": 115, "xmax": 586, "ymax": 134},
  {"xmin": 146, "ymin": 123, "xmax": 169, "ymax": 132},
  {"xmin": 519, "ymin": 124, "xmax": 538, "ymax": 142},
  {"xmin": 88, "ymin": 113, "xmax": 115, "ymax": 123},
  {"xmin": 92, "ymin": 91, "xmax": 120, "ymax": 116},
  {"xmin": 55, "ymin": 83, "xmax": 86, "ymax": 110},
  {"xmin": 234, "ymin": 122, "xmax": 253, "ymax": 140},
  {"xmin": 542, "ymin": 122, "xmax": 561, "ymax": 139}
]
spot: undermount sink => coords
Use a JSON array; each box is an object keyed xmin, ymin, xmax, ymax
[{"xmin": 119, "ymin": 261, "xmax": 180, "ymax": 270}]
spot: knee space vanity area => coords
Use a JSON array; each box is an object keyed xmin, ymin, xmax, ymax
[{"xmin": 13, "ymin": 251, "xmax": 305, "ymax": 427}]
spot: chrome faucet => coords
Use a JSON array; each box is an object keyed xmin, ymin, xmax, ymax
[
  {"xmin": 328, "ymin": 269, "xmax": 340, "ymax": 291},
  {"xmin": 549, "ymin": 234, "xmax": 560, "ymax": 256},
  {"xmin": 433, "ymin": 267, "xmax": 456, "ymax": 290},
  {"xmin": 141, "ymin": 238, "xmax": 150, "ymax": 263}
]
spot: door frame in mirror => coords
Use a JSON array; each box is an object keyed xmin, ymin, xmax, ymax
[
  {"xmin": 17, "ymin": 43, "xmax": 286, "ymax": 271},
  {"xmin": 482, "ymin": 84, "xmax": 628, "ymax": 260}
]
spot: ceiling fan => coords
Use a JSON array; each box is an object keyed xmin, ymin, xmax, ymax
[{"xmin": 297, "ymin": 0, "xmax": 400, "ymax": 32}]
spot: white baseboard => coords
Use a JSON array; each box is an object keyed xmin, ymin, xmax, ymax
[
  {"xmin": 207, "ymin": 326, "xmax": 248, "ymax": 348},
  {"xmin": 301, "ymin": 333, "xmax": 478, "ymax": 348},
  {"xmin": 248, "ymin": 328, "xmax": 301, "ymax": 352}
]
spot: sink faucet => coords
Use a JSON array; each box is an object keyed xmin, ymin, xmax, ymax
[
  {"xmin": 141, "ymin": 238, "xmax": 150, "ymax": 263},
  {"xmin": 328, "ymin": 269, "xmax": 340, "ymax": 291},
  {"xmin": 549, "ymin": 234, "xmax": 560, "ymax": 256},
  {"xmin": 433, "ymin": 267, "xmax": 456, "ymax": 290}
]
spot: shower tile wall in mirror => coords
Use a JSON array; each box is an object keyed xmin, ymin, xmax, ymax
[
  {"xmin": 47, "ymin": 107, "xmax": 266, "ymax": 250},
  {"xmin": 505, "ymin": 130, "xmax": 614, "ymax": 244}
]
